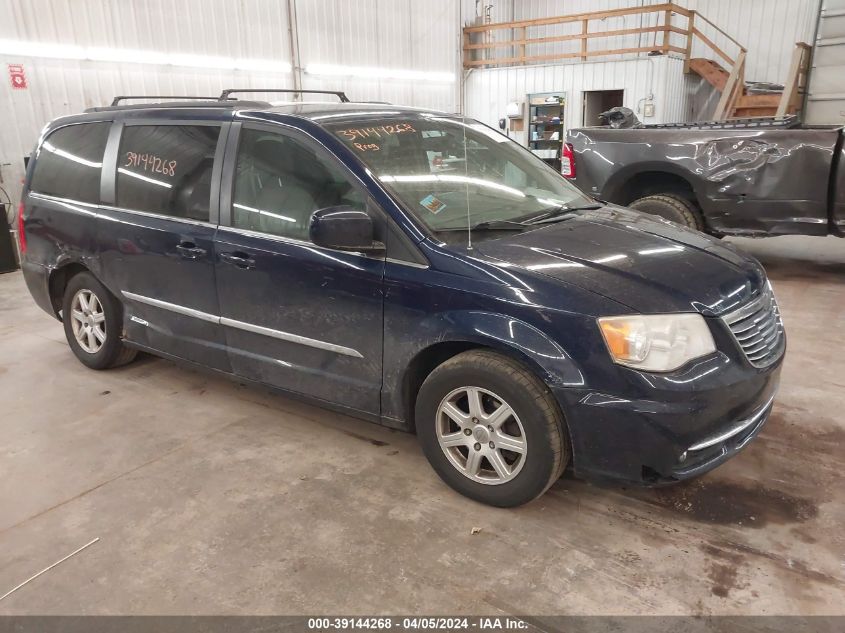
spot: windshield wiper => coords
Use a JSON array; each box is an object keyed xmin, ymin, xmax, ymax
[
  {"xmin": 523, "ymin": 203, "xmax": 605, "ymax": 225},
  {"xmin": 437, "ymin": 219, "xmax": 529, "ymax": 232},
  {"xmin": 435, "ymin": 202, "xmax": 606, "ymax": 232}
]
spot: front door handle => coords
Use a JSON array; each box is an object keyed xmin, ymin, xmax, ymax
[
  {"xmin": 220, "ymin": 251, "xmax": 256, "ymax": 269},
  {"xmin": 176, "ymin": 241, "xmax": 207, "ymax": 259}
]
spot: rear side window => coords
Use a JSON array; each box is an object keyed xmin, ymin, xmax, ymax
[
  {"xmin": 30, "ymin": 122, "xmax": 110, "ymax": 204},
  {"xmin": 117, "ymin": 125, "xmax": 220, "ymax": 222}
]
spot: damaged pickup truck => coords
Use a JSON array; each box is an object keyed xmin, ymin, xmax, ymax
[{"xmin": 565, "ymin": 117, "xmax": 845, "ymax": 237}]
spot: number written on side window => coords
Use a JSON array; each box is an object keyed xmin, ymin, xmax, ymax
[
  {"xmin": 116, "ymin": 125, "xmax": 220, "ymax": 222},
  {"xmin": 123, "ymin": 152, "xmax": 177, "ymax": 177}
]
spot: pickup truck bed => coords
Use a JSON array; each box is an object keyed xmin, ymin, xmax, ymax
[{"xmin": 566, "ymin": 119, "xmax": 845, "ymax": 237}]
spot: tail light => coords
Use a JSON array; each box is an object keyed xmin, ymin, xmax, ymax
[
  {"xmin": 561, "ymin": 142, "xmax": 576, "ymax": 178},
  {"xmin": 17, "ymin": 202, "xmax": 27, "ymax": 255}
]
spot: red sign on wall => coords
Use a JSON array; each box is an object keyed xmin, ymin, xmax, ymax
[{"xmin": 8, "ymin": 64, "xmax": 27, "ymax": 90}]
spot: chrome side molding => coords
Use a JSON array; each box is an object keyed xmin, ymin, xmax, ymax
[
  {"xmin": 219, "ymin": 317, "xmax": 363, "ymax": 358},
  {"xmin": 122, "ymin": 291, "xmax": 218, "ymax": 323},
  {"xmin": 121, "ymin": 291, "xmax": 362, "ymax": 358}
]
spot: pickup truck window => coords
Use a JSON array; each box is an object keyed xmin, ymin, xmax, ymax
[
  {"xmin": 31, "ymin": 122, "xmax": 111, "ymax": 204},
  {"xmin": 326, "ymin": 116, "xmax": 592, "ymax": 233},
  {"xmin": 116, "ymin": 125, "xmax": 220, "ymax": 222}
]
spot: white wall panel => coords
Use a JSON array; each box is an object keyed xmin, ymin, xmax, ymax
[
  {"xmin": 683, "ymin": 0, "xmax": 820, "ymax": 84},
  {"xmin": 0, "ymin": 0, "xmax": 460, "ymax": 204},
  {"xmin": 464, "ymin": 56, "xmax": 689, "ymax": 149},
  {"xmin": 462, "ymin": 0, "xmax": 820, "ymax": 83},
  {"xmin": 297, "ymin": 0, "xmax": 459, "ymax": 112},
  {"xmin": 460, "ymin": 0, "xmax": 822, "ymax": 141},
  {"xmin": 805, "ymin": 0, "xmax": 845, "ymax": 124}
]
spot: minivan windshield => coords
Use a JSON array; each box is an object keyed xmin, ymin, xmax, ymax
[{"xmin": 323, "ymin": 114, "xmax": 594, "ymax": 234}]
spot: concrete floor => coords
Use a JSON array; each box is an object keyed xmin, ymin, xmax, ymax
[{"xmin": 0, "ymin": 235, "xmax": 843, "ymax": 615}]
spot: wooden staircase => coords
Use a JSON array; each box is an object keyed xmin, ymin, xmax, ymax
[
  {"xmin": 688, "ymin": 58, "xmax": 728, "ymax": 92},
  {"xmin": 688, "ymin": 43, "xmax": 811, "ymax": 120},
  {"xmin": 733, "ymin": 94, "xmax": 785, "ymax": 118}
]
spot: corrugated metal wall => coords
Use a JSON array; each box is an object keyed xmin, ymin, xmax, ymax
[
  {"xmin": 464, "ymin": 55, "xmax": 690, "ymax": 147},
  {"xmin": 460, "ymin": 0, "xmax": 821, "ymax": 135},
  {"xmin": 683, "ymin": 0, "xmax": 821, "ymax": 83},
  {"xmin": 463, "ymin": 0, "xmax": 820, "ymax": 84},
  {"xmin": 0, "ymin": 0, "xmax": 460, "ymax": 204},
  {"xmin": 296, "ymin": 0, "xmax": 459, "ymax": 108},
  {"xmin": 805, "ymin": 0, "xmax": 845, "ymax": 124}
]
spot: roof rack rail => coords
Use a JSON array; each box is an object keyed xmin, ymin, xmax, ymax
[
  {"xmin": 110, "ymin": 95, "xmax": 221, "ymax": 107},
  {"xmin": 219, "ymin": 89, "xmax": 349, "ymax": 102}
]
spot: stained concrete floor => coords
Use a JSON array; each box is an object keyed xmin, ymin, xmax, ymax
[{"xmin": 0, "ymin": 235, "xmax": 843, "ymax": 615}]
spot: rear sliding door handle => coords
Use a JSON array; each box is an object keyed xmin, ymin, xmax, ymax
[
  {"xmin": 220, "ymin": 251, "xmax": 256, "ymax": 269},
  {"xmin": 176, "ymin": 241, "xmax": 207, "ymax": 259}
]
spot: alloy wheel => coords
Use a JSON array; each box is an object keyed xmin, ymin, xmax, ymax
[
  {"xmin": 70, "ymin": 289, "xmax": 106, "ymax": 354},
  {"xmin": 436, "ymin": 386, "xmax": 527, "ymax": 485}
]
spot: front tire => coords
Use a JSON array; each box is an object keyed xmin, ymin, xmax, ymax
[
  {"xmin": 62, "ymin": 271, "xmax": 137, "ymax": 370},
  {"xmin": 416, "ymin": 350, "xmax": 569, "ymax": 507}
]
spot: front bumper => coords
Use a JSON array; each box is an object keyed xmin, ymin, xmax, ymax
[
  {"xmin": 672, "ymin": 391, "xmax": 773, "ymax": 479},
  {"xmin": 553, "ymin": 352, "xmax": 782, "ymax": 485}
]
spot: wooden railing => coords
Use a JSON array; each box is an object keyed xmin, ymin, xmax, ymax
[
  {"xmin": 686, "ymin": 9, "xmax": 745, "ymax": 70},
  {"xmin": 462, "ymin": 2, "xmax": 747, "ymax": 79}
]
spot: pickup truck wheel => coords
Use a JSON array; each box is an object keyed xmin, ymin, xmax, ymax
[
  {"xmin": 416, "ymin": 350, "xmax": 569, "ymax": 507},
  {"xmin": 629, "ymin": 194, "xmax": 703, "ymax": 230},
  {"xmin": 62, "ymin": 272, "xmax": 137, "ymax": 370}
]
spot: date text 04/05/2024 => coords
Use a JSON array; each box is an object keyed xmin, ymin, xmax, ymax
[{"xmin": 306, "ymin": 617, "xmax": 529, "ymax": 630}]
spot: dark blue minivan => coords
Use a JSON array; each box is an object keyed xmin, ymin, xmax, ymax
[{"xmin": 18, "ymin": 93, "xmax": 784, "ymax": 506}]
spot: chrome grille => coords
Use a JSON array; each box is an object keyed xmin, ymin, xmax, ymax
[{"xmin": 722, "ymin": 287, "xmax": 785, "ymax": 368}]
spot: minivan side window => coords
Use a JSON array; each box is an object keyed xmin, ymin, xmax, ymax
[
  {"xmin": 30, "ymin": 122, "xmax": 111, "ymax": 204},
  {"xmin": 116, "ymin": 125, "xmax": 220, "ymax": 222},
  {"xmin": 232, "ymin": 128, "xmax": 365, "ymax": 241}
]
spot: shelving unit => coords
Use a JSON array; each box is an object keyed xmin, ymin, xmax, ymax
[{"xmin": 527, "ymin": 92, "xmax": 565, "ymax": 171}]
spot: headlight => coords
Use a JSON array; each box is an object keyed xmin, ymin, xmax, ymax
[{"xmin": 597, "ymin": 313, "xmax": 716, "ymax": 372}]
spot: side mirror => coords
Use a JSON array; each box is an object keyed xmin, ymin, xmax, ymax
[{"xmin": 309, "ymin": 206, "xmax": 384, "ymax": 253}]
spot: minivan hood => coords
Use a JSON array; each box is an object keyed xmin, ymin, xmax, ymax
[{"xmin": 473, "ymin": 206, "xmax": 765, "ymax": 316}]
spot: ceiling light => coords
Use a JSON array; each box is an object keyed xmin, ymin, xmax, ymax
[
  {"xmin": 306, "ymin": 63, "xmax": 454, "ymax": 83},
  {"xmin": 0, "ymin": 39, "xmax": 291, "ymax": 74},
  {"xmin": 86, "ymin": 46, "xmax": 169, "ymax": 66},
  {"xmin": 0, "ymin": 39, "xmax": 86, "ymax": 60},
  {"xmin": 233, "ymin": 58, "xmax": 291, "ymax": 73},
  {"xmin": 168, "ymin": 53, "xmax": 237, "ymax": 70}
]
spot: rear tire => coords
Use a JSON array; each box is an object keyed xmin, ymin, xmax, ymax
[
  {"xmin": 62, "ymin": 271, "xmax": 137, "ymax": 370},
  {"xmin": 416, "ymin": 349, "xmax": 569, "ymax": 507},
  {"xmin": 629, "ymin": 193, "xmax": 703, "ymax": 230}
]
